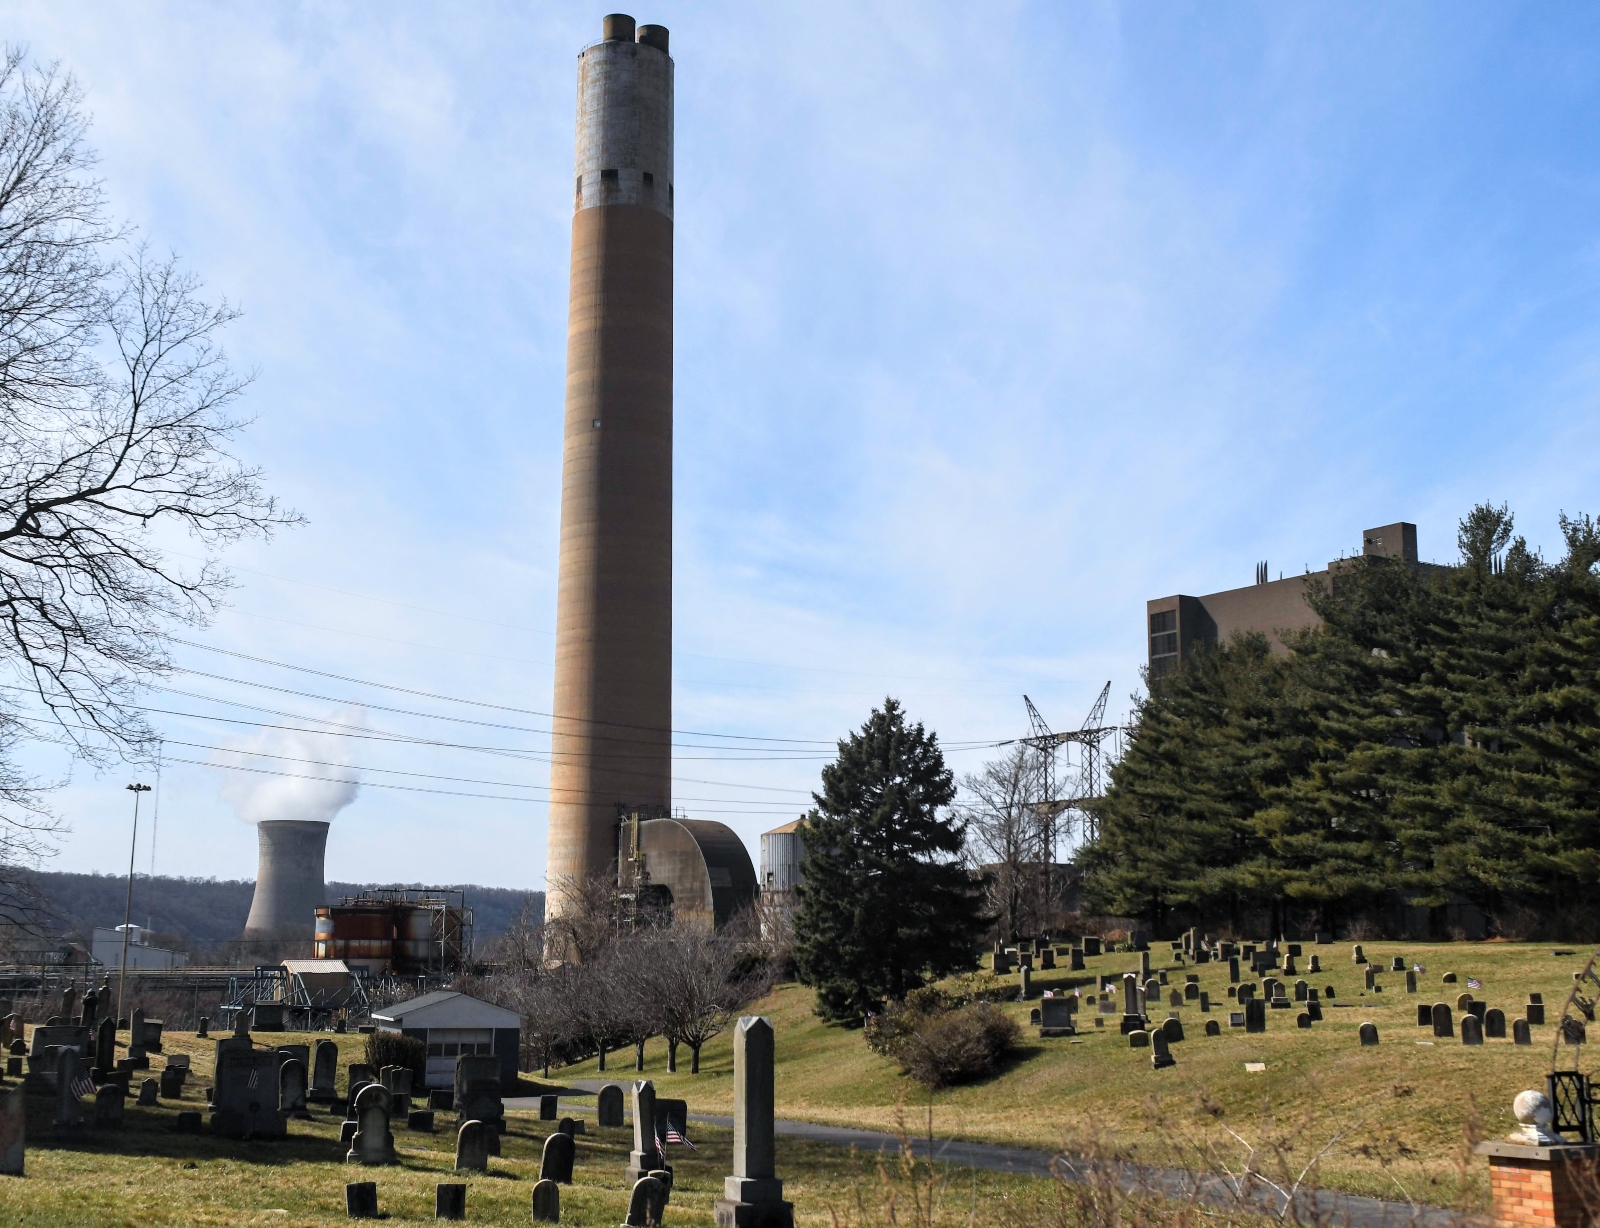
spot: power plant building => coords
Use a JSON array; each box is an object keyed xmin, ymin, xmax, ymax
[
  {"xmin": 243, "ymin": 819, "xmax": 329, "ymax": 938},
  {"xmin": 546, "ymin": 15, "xmax": 679, "ymax": 926},
  {"xmin": 618, "ymin": 814, "xmax": 758, "ymax": 930},
  {"xmin": 312, "ymin": 889, "xmax": 473, "ymax": 978},
  {"xmin": 1147, "ymin": 521, "xmax": 1444, "ymax": 674}
]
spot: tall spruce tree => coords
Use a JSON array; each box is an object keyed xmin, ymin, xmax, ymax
[{"xmin": 793, "ymin": 699, "xmax": 986, "ymax": 1024}]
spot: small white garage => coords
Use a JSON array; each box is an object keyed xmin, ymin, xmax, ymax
[{"xmin": 370, "ymin": 990, "xmax": 521, "ymax": 1089}]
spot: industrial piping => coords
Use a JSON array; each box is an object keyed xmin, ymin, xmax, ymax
[{"xmin": 546, "ymin": 14, "xmax": 675, "ymax": 931}]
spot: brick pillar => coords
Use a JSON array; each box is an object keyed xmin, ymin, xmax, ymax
[{"xmin": 1477, "ymin": 1141, "xmax": 1600, "ymax": 1228}]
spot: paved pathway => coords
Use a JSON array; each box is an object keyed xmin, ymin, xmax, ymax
[{"xmin": 505, "ymin": 1083, "xmax": 1474, "ymax": 1228}]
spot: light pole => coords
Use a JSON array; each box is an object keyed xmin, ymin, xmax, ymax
[{"xmin": 116, "ymin": 783, "xmax": 151, "ymax": 1030}]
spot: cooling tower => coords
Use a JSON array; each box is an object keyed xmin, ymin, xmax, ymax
[
  {"xmin": 243, "ymin": 819, "xmax": 330, "ymax": 936},
  {"xmin": 546, "ymin": 15, "xmax": 675, "ymax": 929}
]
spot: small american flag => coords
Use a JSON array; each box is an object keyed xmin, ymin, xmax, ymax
[
  {"xmin": 71, "ymin": 1072, "xmax": 96, "ymax": 1100},
  {"xmin": 1467, "ymin": 977, "xmax": 1482, "ymax": 990},
  {"xmin": 665, "ymin": 1124, "xmax": 696, "ymax": 1151},
  {"xmin": 1413, "ymin": 963, "xmax": 1425, "ymax": 973}
]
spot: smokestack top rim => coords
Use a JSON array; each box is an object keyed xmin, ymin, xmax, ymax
[
  {"xmin": 602, "ymin": 13, "xmax": 635, "ymax": 42},
  {"xmin": 255, "ymin": 818, "xmax": 332, "ymax": 832},
  {"xmin": 637, "ymin": 24, "xmax": 669, "ymax": 53}
]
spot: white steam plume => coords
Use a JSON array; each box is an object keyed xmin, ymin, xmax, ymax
[{"xmin": 215, "ymin": 705, "xmax": 364, "ymax": 824}]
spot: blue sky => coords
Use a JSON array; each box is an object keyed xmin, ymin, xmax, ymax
[{"xmin": 11, "ymin": 2, "xmax": 1600, "ymax": 893}]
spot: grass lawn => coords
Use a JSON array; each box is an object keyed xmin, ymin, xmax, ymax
[{"xmin": 555, "ymin": 940, "xmax": 1589, "ymax": 1211}]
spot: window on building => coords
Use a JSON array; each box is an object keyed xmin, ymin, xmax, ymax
[{"xmin": 1149, "ymin": 609, "xmax": 1179, "ymax": 670}]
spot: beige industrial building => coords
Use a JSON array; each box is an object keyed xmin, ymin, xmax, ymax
[{"xmin": 1147, "ymin": 521, "xmax": 1445, "ymax": 674}]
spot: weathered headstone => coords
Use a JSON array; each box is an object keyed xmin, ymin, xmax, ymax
[
  {"xmin": 1069, "ymin": 947, "xmax": 1084, "ymax": 972},
  {"xmin": 1162, "ymin": 1017, "xmax": 1183, "ymax": 1043},
  {"xmin": 599, "ymin": 1083, "xmax": 625, "ymax": 1127},
  {"xmin": 1205, "ymin": 1019, "xmax": 1221, "ymax": 1036},
  {"xmin": 1150, "ymin": 1029, "xmax": 1175, "ymax": 1070},
  {"xmin": 1485, "ymin": 1008, "xmax": 1506, "ymax": 1039},
  {"xmin": 1432, "ymin": 1003, "xmax": 1453, "ymax": 1038},
  {"xmin": 713, "ymin": 1016, "xmax": 794, "ymax": 1228},
  {"xmin": 1456, "ymin": 992, "xmax": 1473, "ymax": 1012},
  {"xmin": 309, "ymin": 1040, "xmax": 338, "ymax": 1103},
  {"xmin": 540, "ymin": 1093, "xmax": 559, "ymax": 1120},
  {"xmin": 1514, "ymin": 1019, "xmax": 1532, "ymax": 1045},
  {"xmin": 211, "ymin": 1042, "xmax": 286, "ymax": 1139},
  {"xmin": 196, "ymin": 1017, "xmax": 209, "ymax": 1039},
  {"xmin": 1139, "ymin": 950, "xmax": 1151, "ymax": 978},
  {"xmin": 1020, "ymin": 965, "xmax": 1032, "ymax": 999},
  {"xmin": 627, "ymin": 1176, "xmax": 667, "ymax": 1228},
  {"xmin": 1040, "ymin": 948, "xmax": 1056, "ymax": 970},
  {"xmin": 1416, "ymin": 1003, "xmax": 1432, "ymax": 1026},
  {"xmin": 279, "ymin": 1058, "xmax": 309, "ymax": 1119},
  {"xmin": 1039, "ymin": 998, "xmax": 1075, "ymax": 1036},
  {"xmin": 1352, "ymin": 944, "xmax": 1366, "ymax": 964},
  {"xmin": 1120, "ymin": 974, "xmax": 1142, "ymax": 1034},
  {"xmin": 542, "ymin": 1129, "xmax": 576, "ymax": 1183},
  {"xmin": 406, "ymin": 1108, "xmax": 433, "ymax": 1132},
  {"xmin": 1527, "ymin": 1001, "xmax": 1546, "ymax": 1026},
  {"xmin": 459, "ymin": 1077, "xmax": 503, "ymax": 1135},
  {"xmin": 1183, "ymin": 982, "xmax": 1199, "ymax": 1002},
  {"xmin": 1359, "ymin": 1022, "xmax": 1379, "ymax": 1046},
  {"xmin": 1308, "ymin": 954, "xmax": 1321, "ymax": 974},
  {"xmin": 1083, "ymin": 936, "xmax": 1101, "ymax": 956},
  {"xmin": 347, "ymin": 1083, "xmax": 397, "ymax": 1165},
  {"xmin": 1442, "ymin": 971, "xmax": 1458, "ymax": 984},
  {"xmin": 532, "ymin": 1178, "xmax": 561, "ymax": 1222},
  {"xmin": 159, "ymin": 1065, "xmax": 185, "ymax": 1099},
  {"xmin": 626, "ymin": 1080, "xmax": 662, "ymax": 1184},
  {"xmin": 436, "ymin": 1182, "xmax": 467, "ymax": 1221},
  {"xmin": 1467, "ymin": 1000, "xmax": 1486, "ymax": 1022},
  {"xmin": 1364, "ymin": 967, "xmax": 1378, "ymax": 991},
  {"xmin": 1228, "ymin": 957, "xmax": 1240, "ymax": 983},
  {"xmin": 1462, "ymin": 1014, "xmax": 1484, "ymax": 1046},
  {"xmin": 136, "ymin": 1076, "xmax": 159, "ymax": 1107},
  {"xmin": 174, "ymin": 1110, "xmax": 202, "ymax": 1133},
  {"xmin": 1294, "ymin": 979, "xmax": 1308, "ymax": 1002},
  {"xmin": 1297, "ymin": 1012, "xmax": 1312, "ymax": 1029},
  {"xmin": 1245, "ymin": 999, "xmax": 1265, "ymax": 1034},
  {"xmin": 1307, "ymin": 1000, "xmax": 1323, "ymax": 1022},
  {"xmin": 1404, "ymin": 970, "xmax": 1416, "ymax": 994},
  {"xmin": 455, "ymin": 1118, "xmax": 491, "ymax": 1172},
  {"xmin": 94, "ymin": 1083, "xmax": 124, "ymax": 1127},
  {"xmin": 54, "ymin": 1049, "xmax": 85, "ymax": 1133},
  {"xmin": 95, "ymin": 1015, "xmax": 115, "ymax": 1076},
  {"xmin": 0, "ymin": 1085, "xmax": 21, "ymax": 1176},
  {"xmin": 454, "ymin": 1054, "xmax": 501, "ymax": 1126},
  {"xmin": 1127, "ymin": 1030, "xmax": 1149, "ymax": 1048},
  {"xmin": 345, "ymin": 1182, "xmax": 379, "ymax": 1219}
]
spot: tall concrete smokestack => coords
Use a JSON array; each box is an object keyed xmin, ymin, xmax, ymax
[
  {"xmin": 546, "ymin": 15, "xmax": 674, "ymax": 929},
  {"xmin": 243, "ymin": 820, "xmax": 329, "ymax": 936}
]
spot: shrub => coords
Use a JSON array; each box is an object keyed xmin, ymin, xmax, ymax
[
  {"xmin": 364, "ymin": 1032, "xmax": 426, "ymax": 1083},
  {"xmin": 865, "ymin": 988, "xmax": 1020, "ymax": 1089}
]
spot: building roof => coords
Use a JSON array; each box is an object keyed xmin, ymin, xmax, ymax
[
  {"xmin": 762, "ymin": 818, "xmax": 806, "ymax": 835},
  {"xmin": 370, "ymin": 990, "xmax": 520, "ymax": 1030},
  {"xmin": 282, "ymin": 959, "xmax": 350, "ymax": 976}
]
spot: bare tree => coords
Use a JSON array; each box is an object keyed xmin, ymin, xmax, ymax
[
  {"xmin": 0, "ymin": 50, "xmax": 299, "ymax": 926},
  {"xmin": 543, "ymin": 871, "xmax": 624, "ymax": 964},
  {"xmin": 655, "ymin": 928, "xmax": 769, "ymax": 1074},
  {"xmin": 960, "ymin": 742, "xmax": 1050, "ymax": 942}
]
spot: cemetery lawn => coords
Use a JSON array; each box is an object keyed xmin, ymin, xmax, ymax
[
  {"xmin": 558, "ymin": 940, "xmax": 1585, "ymax": 1212},
  {"xmin": 3, "ymin": 1028, "xmax": 1067, "ymax": 1228}
]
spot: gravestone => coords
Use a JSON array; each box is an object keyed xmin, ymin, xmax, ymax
[
  {"xmin": 135, "ymin": 1076, "xmax": 157, "ymax": 1106},
  {"xmin": 1030, "ymin": 1008, "xmax": 1042, "ymax": 1025},
  {"xmin": 345, "ymin": 1182, "xmax": 379, "ymax": 1219},
  {"xmin": 1162, "ymin": 1017, "xmax": 1183, "ymax": 1043},
  {"xmin": 1127, "ymin": 1030, "xmax": 1149, "ymax": 1048},
  {"xmin": 346, "ymin": 1084, "xmax": 397, "ymax": 1165},
  {"xmin": 1352, "ymin": 944, "xmax": 1366, "ymax": 964},
  {"xmin": 436, "ymin": 1183, "xmax": 466, "ymax": 1221},
  {"xmin": 159, "ymin": 1065, "xmax": 185, "ymax": 1099},
  {"xmin": 1531, "ymin": 992, "xmax": 1544, "ymax": 1005},
  {"xmin": 1307, "ymin": 999, "xmax": 1323, "ymax": 1022},
  {"xmin": 279, "ymin": 1057, "xmax": 309, "ymax": 1119},
  {"xmin": 1456, "ymin": 993, "xmax": 1474, "ymax": 1011},
  {"xmin": 627, "ymin": 1176, "xmax": 668, "ymax": 1228},
  {"xmin": 1391, "ymin": 956, "xmax": 1405, "ymax": 972},
  {"xmin": 1245, "ymin": 1000, "xmax": 1265, "ymax": 1034},
  {"xmin": 1150, "ymin": 1029, "xmax": 1175, "ymax": 1069},
  {"xmin": 430, "ymin": 1088, "xmax": 454, "ymax": 1112},
  {"xmin": 1514, "ymin": 1019, "xmax": 1532, "ymax": 1045},
  {"xmin": 80, "ymin": 989, "xmax": 97, "ymax": 1030},
  {"xmin": 251, "ymin": 1004, "xmax": 284, "ymax": 1032},
  {"xmin": 1228, "ymin": 957, "xmax": 1240, "ymax": 983},
  {"xmin": 1168, "ymin": 990, "xmax": 1182, "ymax": 1007},
  {"xmin": 1039, "ymin": 997, "xmax": 1075, "ymax": 1036},
  {"xmin": 1139, "ymin": 951, "xmax": 1151, "ymax": 978},
  {"xmin": 989, "ymin": 950, "xmax": 1010, "ymax": 974},
  {"xmin": 1069, "ymin": 947, "xmax": 1084, "ymax": 972},
  {"xmin": 1432, "ymin": 1003, "xmax": 1453, "ymax": 1038},
  {"xmin": 93, "ymin": 1083, "xmax": 124, "ymax": 1127},
  {"xmin": 1184, "ymin": 983, "xmax": 1199, "ymax": 1001},
  {"xmin": 1308, "ymin": 954, "xmax": 1321, "ymax": 973},
  {"xmin": 531, "ymin": 1178, "xmax": 561, "ymax": 1222},
  {"xmin": 558, "ymin": 1116, "xmax": 578, "ymax": 1137},
  {"xmin": 1416, "ymin": 1003, "xmax": 1432, "ymax": 1026},
  {"xmin": 454, "ymin": 1054, "xmax": 501, "ymax": 1126},
  {"xmin": 348, "ymin": 1062, "xmax": 374, "ymax": 1090},
  {"xmin": 95, "ymin": 1015, "xmax": 115, "ymax": 1076},
  {"xmin": 1083, "ymin": 937, "xmax": 1101, "ymax": 956},
  {"xmin": 460, "ymin": 1077, "xmax": 503, "ymax": 1135},
  {"xmin": 0, "ymin": 1085, "xmax": 21, "ymax": 1176},
  {"xmin": 1120, "ymin": 974, "xmax": 1142, "ymax": 1034},
  {"xmin": 455, "ymin": 1118, "xmax": 491, "ymax": 1172},
  {"xmin": 211, "ymin": 1042, "xmax": 286, "ymax": 1139},
  {"xmin": 541, "ymin": 1094, "xmax": 558, "ymax": 1120},
  {"xmin": 1461, "ymin": 1014, "xmax": 1484, "ymax": 1046},
  {"xmin": 1406, "ymin": 971, "xmax": 1417, "ymax": 993},
  {"xmin": 1527, "ymin": 1001, "xmax": 1546, "ymax": 1026},
  {"xmin": 1040, "ymin": 948, "xmax": 1056, "ymax": 970},
  {"xmin": 713, "ymin": 1016, "xmax": 794, "ymax": 1228},
  {"xmin": 626, "ymin": 1080, "xmax": 662, "ymax": 1184},
  {"xmin": 1484, "ymin": 1008, "xmax": 1506, "ymax": 1039},
  {"xmin": 309, "ymin": 1040, "xmax": 338, "ymax": 1103},
  {"xmin": 1205, "ymin": 1019, "xmax": 1221, "ymax": 1036},
  {"xmin": 1359, "ymin": 1022, "xmax": 1379, "ymax": 1046},
  {"xmin": 1143, "ymin": 977, "xmax": 1160, "ymax": 1007},
  {"xmin": 1017, "ymin": 951, "xmax": 1033, "ymax": 971},
  {"xmin": 1020, "ymin": 966, "xmax": 1032, "ymax": 999},
  {"xmin": 174, "ymin": 1111, "xmax": 202, "ymax": 1133},
  {"xmin": 1365, "ymin": 967, "xmax": 1378, "ymax": 991},
  {"xmin": 1295, "ymin": 1012, "xmax": 1312, "ymax": 1029},
  {"xmin": 1294, "ymin": 979, "xmax": 1308, "ymax": 1001},
  {"xmin": 1467, "ymin": 1000, "xmax": 1486, "ymax": 1022},
  {"xmin": 405, "ymin": 1108, "xmax": 433, "ymax": 1131},
  {"xmin": 599, "ymin": 1083, "xmax": 625, "ymax": 1127},
  {"xmin": 1326, "ymin": 986, "xmax": 1336, "ymax": 998},
  {"xmin": 542, "ymin": 1129, "xmax": 576, "ymax": 1183},
  {"xmin": 1442, "ymin": 972, "xmax": 1458, "ymax": 984},
  {"xmin": 54, "ymin": 1049, "xmax": 85, "ymax": 1133},
  {"xmin": 196, "ymin": 1018, "xmax": 209, "ymax": 1039},
  {"xmin": 1283, "ymin": 955, "xmax": 1297, "ymax": 976}
]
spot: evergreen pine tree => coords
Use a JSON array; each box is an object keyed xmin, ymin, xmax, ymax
[{"xmin": 792, "ymin": 699, "xmax": 986, "ymax": 1024}]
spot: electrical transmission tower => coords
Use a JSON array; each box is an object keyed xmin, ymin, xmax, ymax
[{"xmin": 1021, "ymin": 682, "xmax": 1119, "ymax": 856}]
